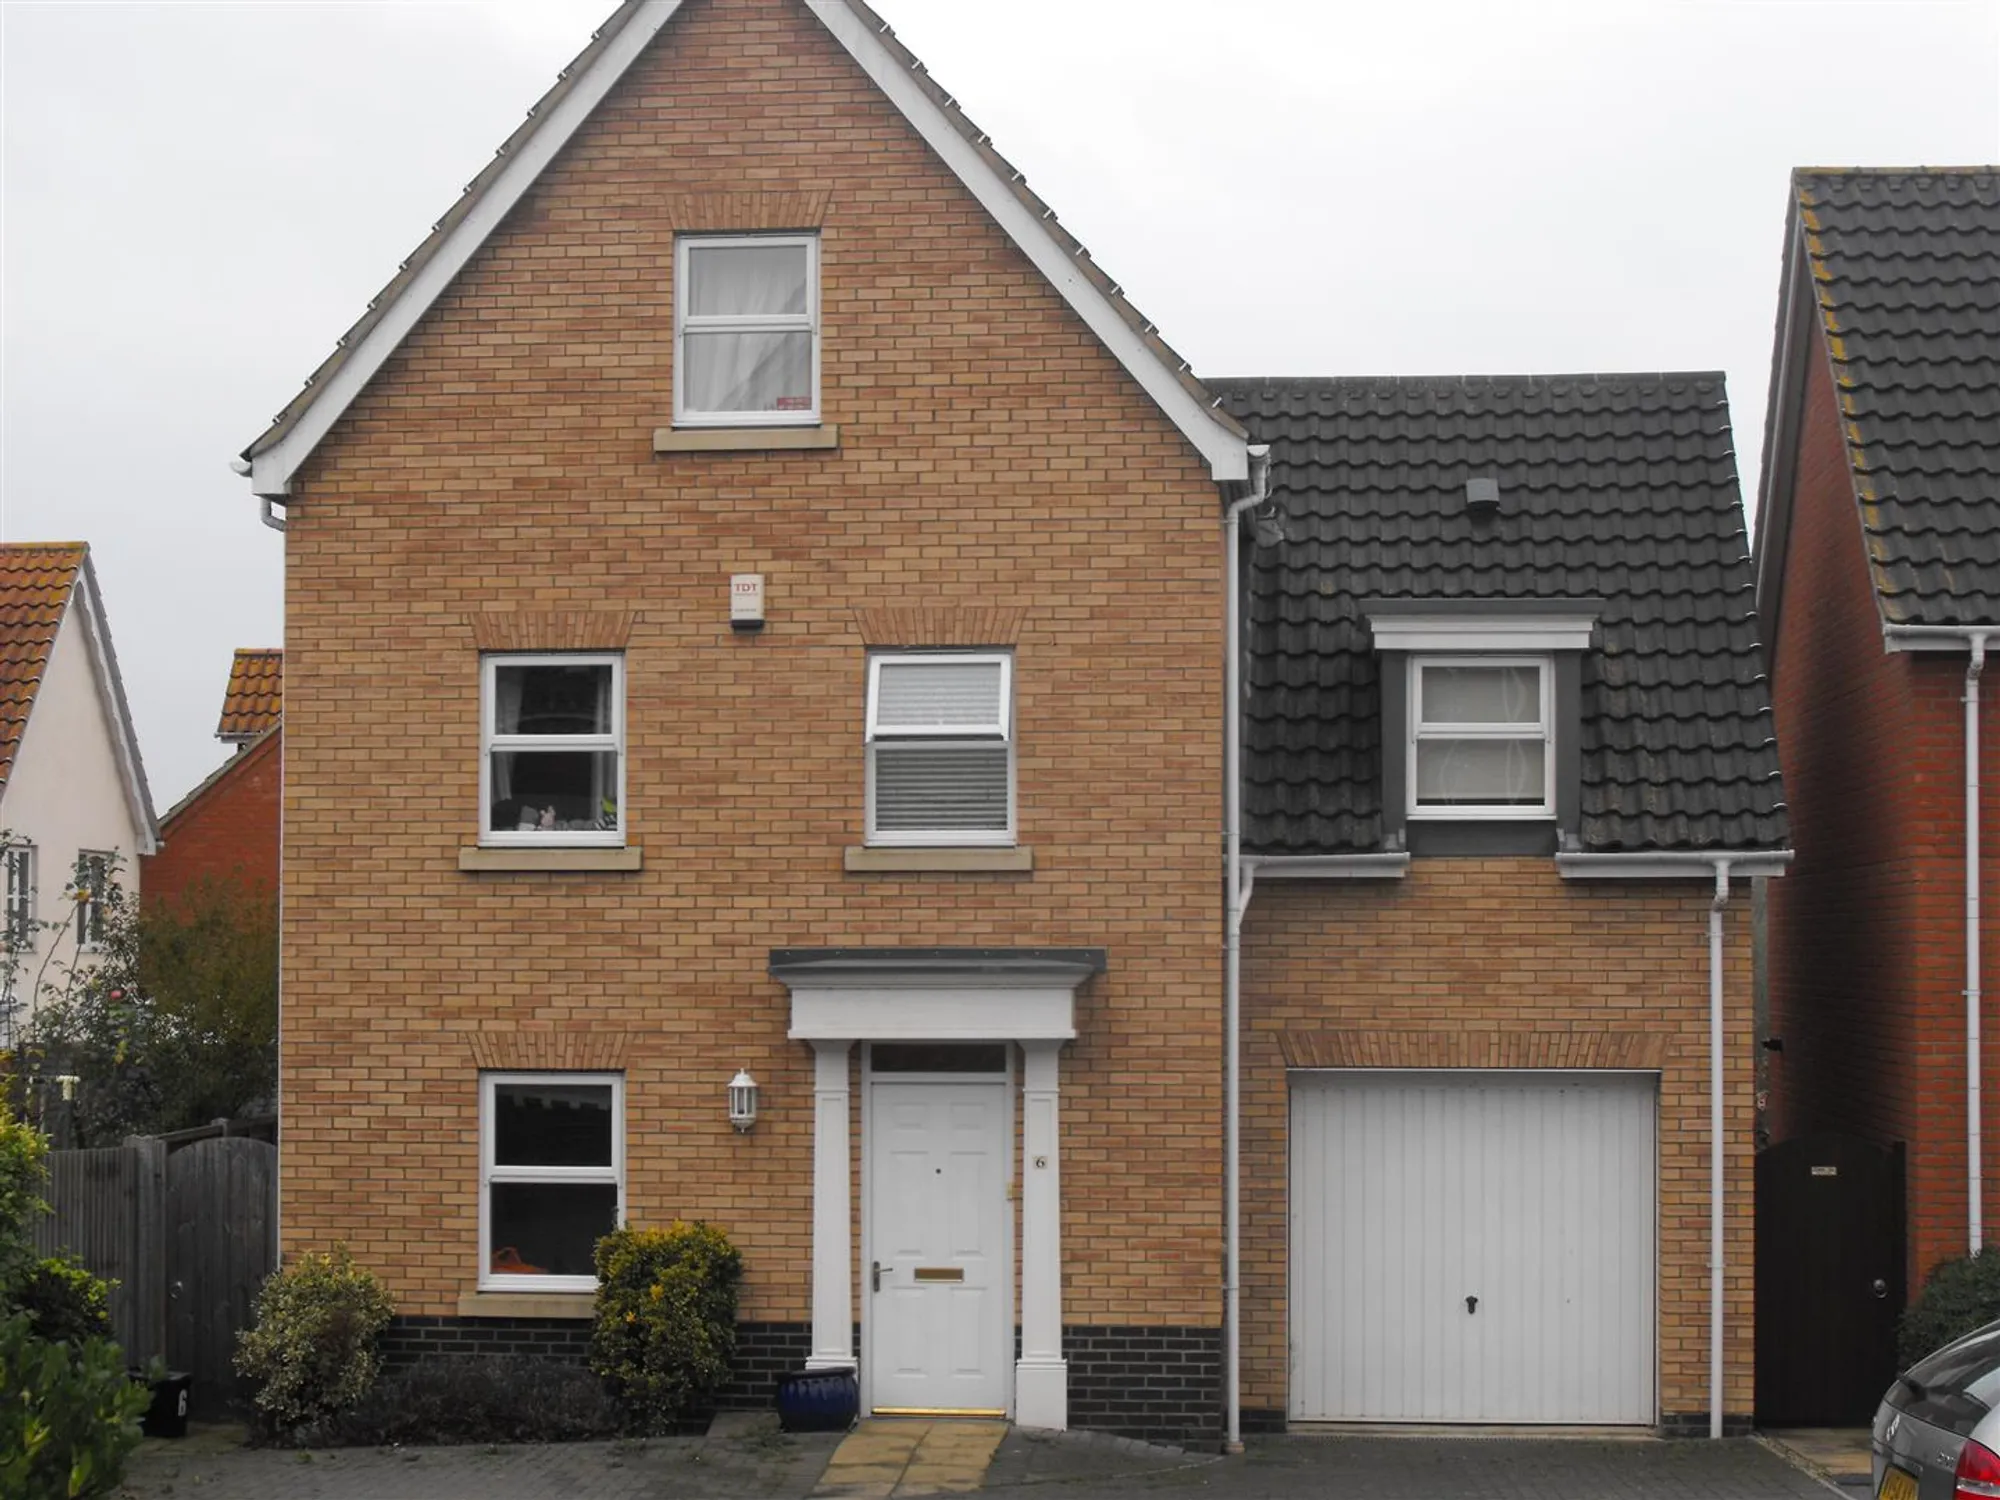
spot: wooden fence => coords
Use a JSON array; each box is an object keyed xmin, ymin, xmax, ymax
[{"xmin": 34, "ymin": 1134, "xmax": 277, "ymax": 1418}]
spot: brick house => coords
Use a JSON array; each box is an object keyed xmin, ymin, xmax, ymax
[
  {"xmin": 0, "ymin": 542, "xmax": 157, "ymax": 1047},
  {"xmin": 234, "ymin": 0, "xmax": 1250, "ymax": 1441},
  {"xmin": 234, "ymin": 0, "xmax": 1794, "ymax": 1444},
  {"xmin": 143, "ymin": 648, "xmax": 282, "ymax": 915},
  {"xmin": 1757, "ymin": 170, "xmax": 2000, "ymax": 1332},
  {"xmin": 1213, "ymin": 376, "xmax": 1789, "ymax": 1436}
]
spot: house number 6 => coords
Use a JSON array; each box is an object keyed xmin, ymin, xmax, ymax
[{"xmin": 1033, "ymin": 1155, "xmax": 1048, "ymax": 1169}]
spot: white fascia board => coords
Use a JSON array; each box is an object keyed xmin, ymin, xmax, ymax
[
  {"xmin": 805, "ymin": 0, "xmax": 1248, "ymax": 484},
  {"xmin": 1883, "ymin": 625, "xmax": 2000, "ymax": 652},
  {"xmin": 246, "ymin": 0, "xmax": 689, "ymax": 499},
  {"xmin": 788, "ymin": 984, "xmax": 1076, "ymax": 1042},
  {"xmin": 1243, "ymin": 854, "xmax": 1411, "ymax": 879},
  {"xmin": 1554, "ymin": 851, "xmax": 1793, "ymax": 880},
  {"xmin": 72, "ymin": 558, "xmax": 160, "ymax": 854},
  {"xmin": 1366, "ymin": 613, "xmax": 1598, "ymax": 653}
]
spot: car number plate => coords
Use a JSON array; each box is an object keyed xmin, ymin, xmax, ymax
[{"xmin": 1879, "ymin": 1466, "xmax": 1919, "ymax": 1500}]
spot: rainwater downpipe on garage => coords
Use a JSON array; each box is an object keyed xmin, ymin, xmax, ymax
[
  {"xmin": 1883, "ymin": 624, "xmax": 1995, "ymax": 1257},
  {"xmin": 1222, "ymin": 443, "xmax": 1270, "ymax": 1456},
  {"xmin": 1709, "ymin": 857, "xmax": 1732, "ymax": 1441}
]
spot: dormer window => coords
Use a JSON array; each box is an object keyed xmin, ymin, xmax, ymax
[
  {"xmin": 1409, "ymin": 657, "xmax": 1552, "ymax": 817},
  {"xmin": 1363, "ymin": 601, "xmax": 1601, "ymax": 856}
]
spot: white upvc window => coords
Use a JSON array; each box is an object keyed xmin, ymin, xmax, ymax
[
  {"xmin": 865, "ymin": 653, "xmax": 1015, "ymax": 846},
  {"xmin": 479, "ymin": 1072, "xmax": 624, "ymax": 1292},
  {"xmin": 74, "ymin": 851, "xmax": 111, "ymax": 949},
  {"xmin": 4, "ymin": 844, "xmax": 33, "ymax": 948},
  {"xmin": 480, "ymin": 654, "xmax": 624, "ymax": 847},
  {"xmin": 674, "ymin": 234, "xmax": 819, "ymax": 426},
  {"xmin": 1409, "ymin": 656, "xmax": 1553, "ymax": 818}
]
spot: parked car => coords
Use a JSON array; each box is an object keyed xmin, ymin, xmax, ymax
[{"xmin": 1873, "ymin": 1319, "xmax": 2000, "ymax": 1498}]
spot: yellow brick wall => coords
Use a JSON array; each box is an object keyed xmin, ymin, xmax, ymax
[
  {"xmin": 277, "ymin": 0, "xmax": 1224, "ymax": 1327},
  {"xmin": 1240, "ymin": 861, "xmax": 1756, "ymax": 1422}
]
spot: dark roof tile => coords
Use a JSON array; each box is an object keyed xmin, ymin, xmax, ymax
[{"xmin": 1213, "ymin": 374, "xmax": 1788, "ymax": 855}]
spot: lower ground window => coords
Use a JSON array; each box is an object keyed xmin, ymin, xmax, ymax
[{"xmin": 480, "ymin": 1072, "xmax": 623, "ymax": 1290}]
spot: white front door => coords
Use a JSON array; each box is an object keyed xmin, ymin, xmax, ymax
[{"xmin": 867, "ymin": 1079, "xmax": 1010, "ymax": 1415}]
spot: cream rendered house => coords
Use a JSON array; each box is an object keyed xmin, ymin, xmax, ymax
[{"xmin": 0, "ymin": 543, "xmax": 157, "ymax": 1045}]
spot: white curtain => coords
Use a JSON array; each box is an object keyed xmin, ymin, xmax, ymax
[
  {"xmin": 684, "ymin": 243, "xmax": 811, "ymax": 414},
  {"xmin": 491, "ymin": 669, "xmax": 525, "ymax": 803}
]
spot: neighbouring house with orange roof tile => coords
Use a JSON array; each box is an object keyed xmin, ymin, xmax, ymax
[
  {"xmin": 143, "ymin": 649, "xmax": 282, "ymax": 916},
  {"xmin": 0, "ymin": 542, "xmax": 157, "ymax": 1046}
]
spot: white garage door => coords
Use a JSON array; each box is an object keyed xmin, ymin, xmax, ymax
[{"xmin": 1290, "ymin": 1070, "xmax": 1657, "ymax": 1425}]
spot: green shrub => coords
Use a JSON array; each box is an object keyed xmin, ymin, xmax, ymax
[
  {"xmin": 15, "ymin": 1253, "xmax": 113, "ymax": 1346},
  {"xmin": 327, "ymin": 1355, "xmax": 622, "ymax": 1446},
  {"xmin": 589, "ymin": 1222, "xmax": 741, "ymax": 1434},
  {"xmin": 0, "ymin": 1101, "xmax": 49, "ymax": 1291},
  {"xmin": 0, "ymin": 1310, "xmax": 147, "ymax": 1500},
  {"xmin": 233, "ymin": 1245, "xmax": 395, "ymax": 1437},
  {"xmin": 1900, "ymin": 1251, "xmax": 2000, "ymax": 1365}
]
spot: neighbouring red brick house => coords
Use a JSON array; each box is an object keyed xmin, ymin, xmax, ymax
[
  {"xmin": 1756, "ymin": 166, "xmax": 2000, "ymax": 1413},
  {"xmin": 142, "ymin": 648, "xmax": 281, "ymax": 914}
]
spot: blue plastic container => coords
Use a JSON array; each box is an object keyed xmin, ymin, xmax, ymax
[{"xmin": 775, "ymin": 1366, "xmax": 858, "ymax": 1433}]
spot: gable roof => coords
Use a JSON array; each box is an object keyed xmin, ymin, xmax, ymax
[
  {"xmin": 217, "ymin": 648, "xmax": 283, "ymax": 743},
  {"xmin": 0, "ymin": 542, "xmax": 86, "ymax": 793},
  {"xmin": 237, "ymin": 0, "xmax": 1248, "ymax": 497},
  {"xmin": 0, "ymin": 542, "xmax": 158, "ymax": 852},
  {"xmin": 1754, "ymin": 167, "xmax": 2000, "ymax": 635},
  {"xmin": 1214, "ymin": 374, "xmax": 1787, "ymax": 856}
]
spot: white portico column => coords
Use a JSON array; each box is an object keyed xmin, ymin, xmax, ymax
[
  {"xmin": 807, "ymin": 1039, "xmax": 855, "ymax": 1370},
  {"xmin": 1016, "ymin": 1039, "xmax": 1067, "ymax": 1429}
]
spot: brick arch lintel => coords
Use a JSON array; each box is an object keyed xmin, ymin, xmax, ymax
[
  {"xmin": 851, "ymin": 606, "xmax": 1028, "ymax": 648},
  {"xmin": 1277, "ymin": 1029, "xmax": 1671, "ymax": 1071},
  {"xmin": 468, "ymin": 611, "xmax": 637, "ymax": 652},
  {"xmin": 469, "ymin": 1028, "xmax": 637, "ymax": 1071}
]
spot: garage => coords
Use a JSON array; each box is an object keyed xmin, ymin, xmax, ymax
[{"xmin": 1289, "ymin": 1069, "xmax": 1658, "ymax": 1425}]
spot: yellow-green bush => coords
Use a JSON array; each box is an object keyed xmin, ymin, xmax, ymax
[
  {"xmin": 589, "ymin": 1222, "xmax": 741, "ymax": 1434},
  {"xmin": 233, "ymin": 1245, "xmax": 395, "ymax": 1437}
]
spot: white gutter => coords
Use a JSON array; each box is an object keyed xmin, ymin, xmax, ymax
[
  {"xmin": 1884, "ymin": 623, "xmax": 1996, "ymax": 1257},
  {"xmin": 1222, "ymin": 443, "xmax": 1270, "ymax": 1455},
  {"xmin": 1708, "ymin": 858, "xmax": 1731, "ymax": 1441},
  {"xmin": 1555, "ymin": 851, "xmax": 1792, "ymax": 880},
  {"xmin": 1242, "ymin": 853, "xmax": 1411, "ymax": 880}
]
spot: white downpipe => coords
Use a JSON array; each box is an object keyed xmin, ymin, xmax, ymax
[
  {"xmin": 1709, "ymin": 857, "xmax": 1732, "ymax": 1440},
  {"xmin": 1884, "ymin": 624, "xmax": 1996, "ymax": 1257},
  {"xmin": 1970, "ymin": 635, "xmax": 1988, "ymax": 1256},
  {"xmin": 1222, "ymin": 444, "xmax": 1270, "ymax": 1455}
]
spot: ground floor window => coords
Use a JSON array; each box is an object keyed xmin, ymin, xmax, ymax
[{"xmin": 479, "ymin": 1071, "xmax": 623, "ymax": 1290}]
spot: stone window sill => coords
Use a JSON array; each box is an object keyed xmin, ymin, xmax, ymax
[
  {"xmin": 457, "ymin": 1290, "xmax": 594, "ymax": 1320},
  {"xmin": 458, "ymin": 847, "xmax": 643, "ymax": 873},
  {"xmin": 653, "ymin": 424, "xmax": 839, "ymax": 453},
  {"xmin": 843, "ymin": 846, "xmax": 1034, "ymax": 874}
]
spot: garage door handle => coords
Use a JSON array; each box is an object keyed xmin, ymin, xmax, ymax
[{"xmin": 1465, "ymin": 1295, "xmax": 1478, "ymax": 1314}]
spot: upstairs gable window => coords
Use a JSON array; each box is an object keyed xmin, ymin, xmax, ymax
[
  {"xmin": 866, "ymin": 653, "xmax": 1014, "ymax": 846},
  {"xmin": 1409, "ymin": 657, "xmax": 1552, "ymax": 817},
  {"xmin": 674, "ymin": 235, "xmax": 819, "ymax": 426}
]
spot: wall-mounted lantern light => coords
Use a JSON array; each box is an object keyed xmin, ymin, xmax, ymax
[{"xmin": 728, "ymin": 1069, "xmax": 759, "ymax": 1132}]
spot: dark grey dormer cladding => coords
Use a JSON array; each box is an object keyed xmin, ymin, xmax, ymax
[{"xmin": 1212, "ymin": 374, "xmax": 1787, "ymax": 856}]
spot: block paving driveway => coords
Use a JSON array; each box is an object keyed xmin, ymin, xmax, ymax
[{"xmin": 115, "ymin": 1420, "xmax": 1848, "ymax": 1500}]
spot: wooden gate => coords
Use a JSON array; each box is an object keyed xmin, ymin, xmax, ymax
[
  {"xmin": 34, "ymin": 1133, "xmax": 276, "ymax": 1420},
  {"xmin": 166, "ymin": 1137, "xmax": 277, "ymax": 1417},
  {"xmin": 1756, "ymin": 1132, "xmax": 1905, "ymax": 1425}
]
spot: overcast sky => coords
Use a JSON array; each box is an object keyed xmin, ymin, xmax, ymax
[{"xmin": 2, "ymin": 0, "xmax": 1997, "ymax": 811}]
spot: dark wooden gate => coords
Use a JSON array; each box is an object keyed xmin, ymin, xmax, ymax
[
  {"xmin": 1756, "ymin": 1132, "xmax": 1905, "ymax": 1426},
  {"xmin": 166, "ymin": 1136, "xmax": 277, "ymax": 1418}
]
